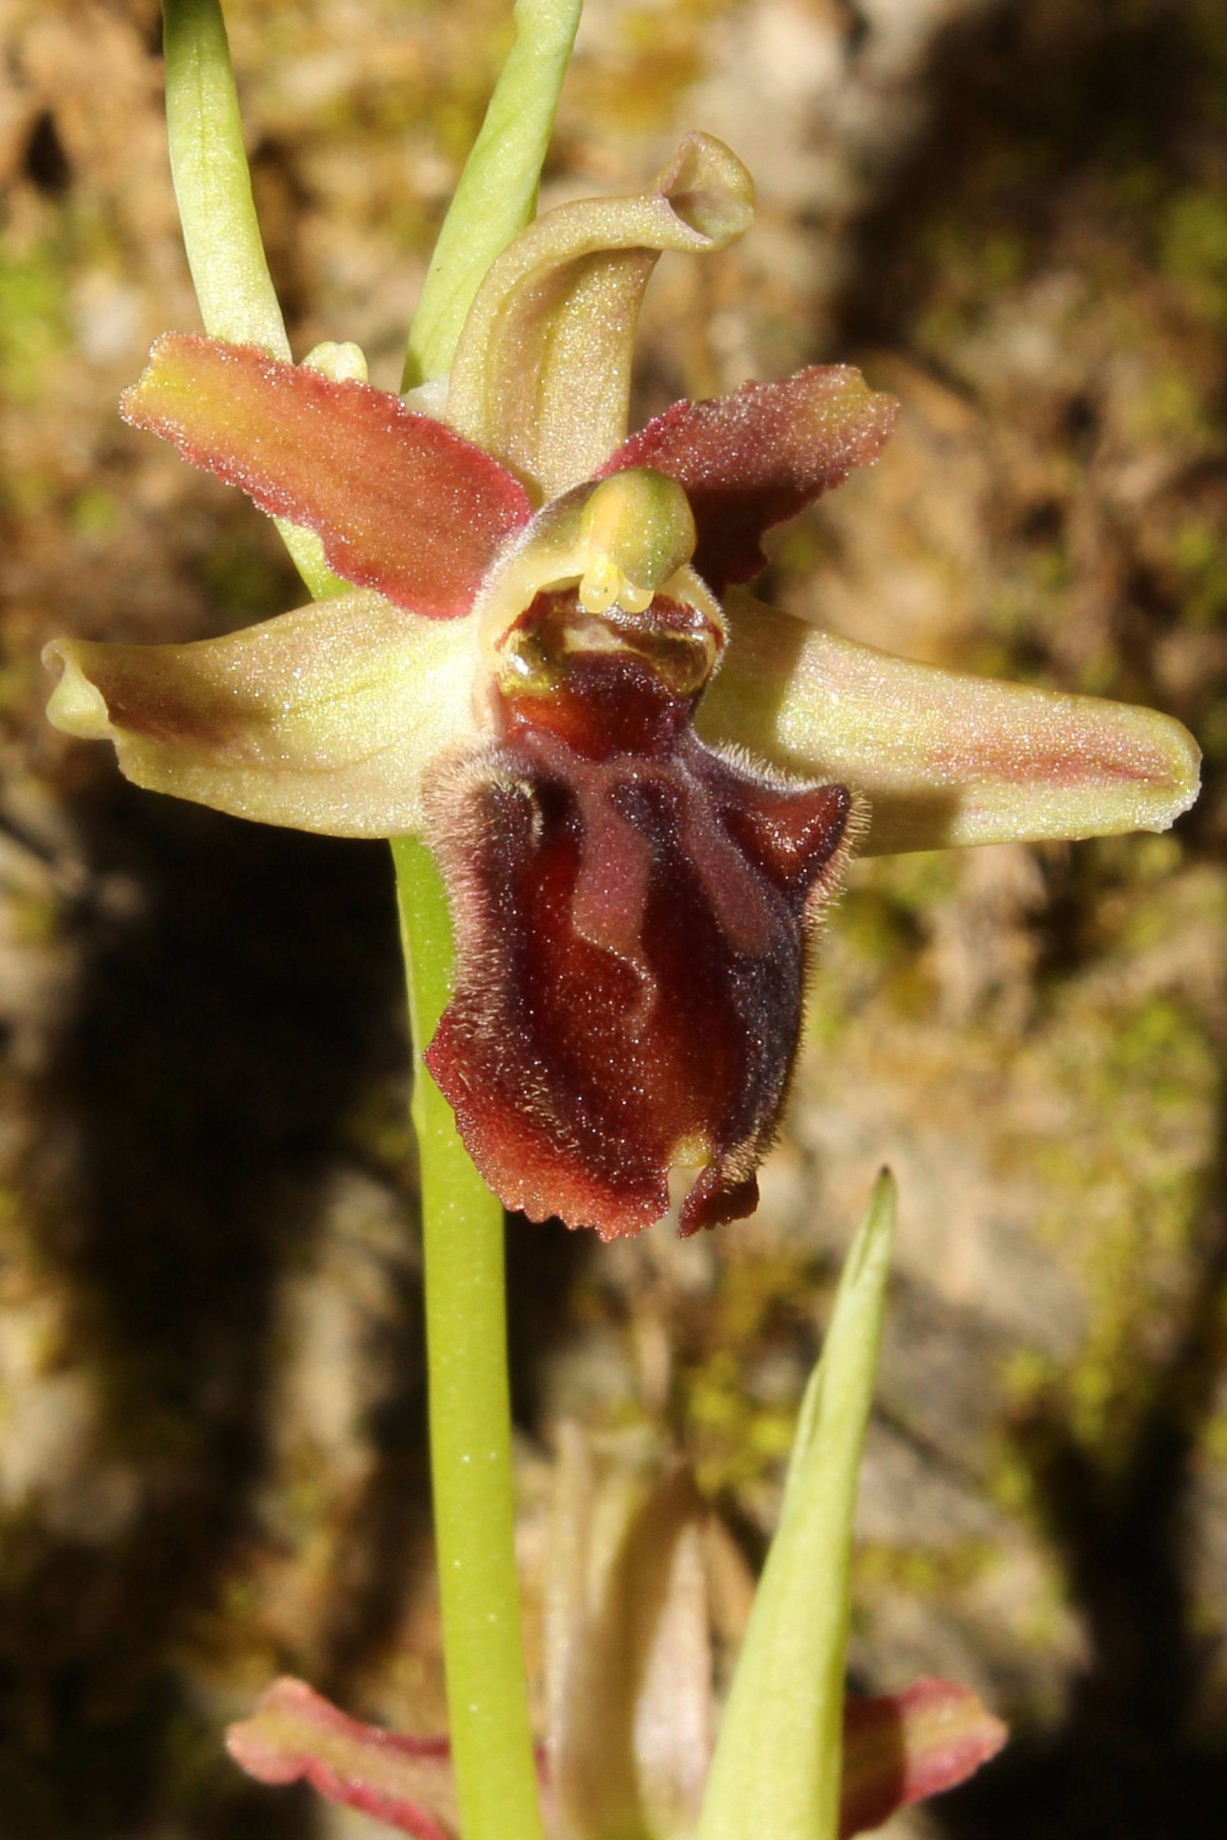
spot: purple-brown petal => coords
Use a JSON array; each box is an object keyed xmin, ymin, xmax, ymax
[
  {"xmin": 423, "ymin": 620, "xmax": 856, "ymax": 1240},
  {"xmin": 122, "ymin": 334, "xmax": 532, "ymax": 618},
  {"xmin": 602, "ymin": 367, "xmax": 898, "ymax": 592},
  {"xmin": 840, "ymin": 1678, "xmax": 1008, "ymax": 1836}
]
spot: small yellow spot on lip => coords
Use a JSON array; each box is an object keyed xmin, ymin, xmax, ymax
[
  {"xmin": 671, "ymin": 1133, "xmax": 712, "ymax": 1170},
  {"xmin": 657, "ymin": 1147, "xmax": 715, "ymax": 1230}
]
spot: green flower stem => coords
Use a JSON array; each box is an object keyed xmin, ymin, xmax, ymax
[
  {"xmin": 162, "ymin": 0, "xmax": 345, "ymax": 599},
  {"xmin": 404, "ymin": 0, "xmax": 583, "ymax": 388},
  {"xmin": 163, "ymin": 6, "xmax": 559, "ymax": 1832},
  {"xmin": 388, "ymin": 4, "xmax": 584, "ymax": 1828},
  {"xmin": 163, "ymin": 0, "xmax": 287, "ymax": 355},
  {"xmin": 392, "ymin": 839, "xmax": 545, "ymax": 1840}
]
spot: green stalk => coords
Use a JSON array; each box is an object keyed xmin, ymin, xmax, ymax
[
  {"xmin": 404, "ymin": 0, "xmax": 583, "ymax": 388},
  {"xmin": 392, "ymin": 841, "xmax": 544, "ymax": 1840},
  {"xmin": 162, "ymin": 0, "xmax": 343, "ymax": 599},
  {"xmin": 163, "ymin": 0, "xmax": 288, "ymax": 355},
  {"xmin": 390, "ymin": 7, "xmax": 586, "ymax": 1832},
  {"xmin": 163, "ymin": 6, "xmax": 571, "ymax": 1832}
]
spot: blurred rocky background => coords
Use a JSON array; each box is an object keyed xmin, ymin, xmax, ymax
[{"xmin": 0, "ymin": 1, "xmax": 1223, "ymax": 1835}]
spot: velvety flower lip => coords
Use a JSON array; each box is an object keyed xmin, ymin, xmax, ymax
[
  {"xmin": 44, "ymin": 132, "xmax": 1202, "ymax": 1237},
  {"xmin": 423, "ymin": 615, "xmax": 859, "ymax": 1239}
]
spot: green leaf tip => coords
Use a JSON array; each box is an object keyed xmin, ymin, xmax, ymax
[
  {"xmin": 405, "ymin": 0, "xmax": 585, "ymax": 389},
  {"xmin": 697, "ymin": 1171, "xmax": 896, "ymax": 1840},
  {"xmin": 162, "ymin": 0, "xmax": 289, "ymax": 357},
  {"xmin": 161, "ymin": 0, "xmax": 345, "ymax": 599}
]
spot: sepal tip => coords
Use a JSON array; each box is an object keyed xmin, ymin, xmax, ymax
[{"xmin": 43, "ymin": 640, "xmax": 113, "ymax": 741}]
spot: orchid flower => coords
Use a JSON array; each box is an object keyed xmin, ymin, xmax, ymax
[
  {"xmin": 44, "ymin": 133, "xmax": 1199, "ymax": 1242},
  {"xmin": 226, "ymin": 1641, "xmax": 1003, "ymax": 1840},
  {"xmin": 225, "ymin": 1427, "xmax": 1006, "ymax": 1840}
]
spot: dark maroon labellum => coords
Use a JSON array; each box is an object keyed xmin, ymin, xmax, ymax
[{"xmin": 424, "ymin": 593, "xmax": 855, "ymax": 1238}]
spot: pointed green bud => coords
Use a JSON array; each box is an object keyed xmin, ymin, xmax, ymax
[{"xmin": 698, "ymin": 1172, "xmax": 897, "ymax": 1840}]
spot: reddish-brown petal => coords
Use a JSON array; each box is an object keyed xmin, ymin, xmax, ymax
[
  {"xmin": 226, "ymin": 1678, "xmax": 459, "ymax": 1840},
  {"xmin": 424, "ymin": 621, "xmax": 856, "ymax": 1239},
  {"xmin": 603, "ymin": 367, "xmax": 897, "ymax": 592},
  {"xmin": 122, "ymin": 334, "xmax": 532, "ymax": 617},
  {"xmin": 839, "ymin": 1678, "xmax": 1008, "ymax": 1837}
]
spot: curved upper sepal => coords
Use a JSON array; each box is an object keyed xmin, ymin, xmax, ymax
[
  {"xmin": 700, "ymin": 594, "xmax": 1202, "ymax": 854},
  {"xmin": 43, "ymin": 592, "xmax": 477, "ymax": 837},
  {"xmin": 121, "ymin": 335, "xmax": 532, "ymax": 618},
  {"xmin": 445, "ymin": 134, "xmax": 755, "ymax": 500},
  {"xmin": 423, "ymin": 639, "xmax": 856, "ymax": 1240},
  {"xmin": 604, "ymin": 368, "xmax": 898, "ymax": 593}
]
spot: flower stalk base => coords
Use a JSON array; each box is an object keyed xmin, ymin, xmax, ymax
[{"xmin": 393, "ymin": 836, "xmax": 545, "ymax": 1840}]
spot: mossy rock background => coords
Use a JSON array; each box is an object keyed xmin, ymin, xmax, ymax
[{"xmin": 0, "ymin": 2, "xmax": 1222, "ymax": 1836}]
